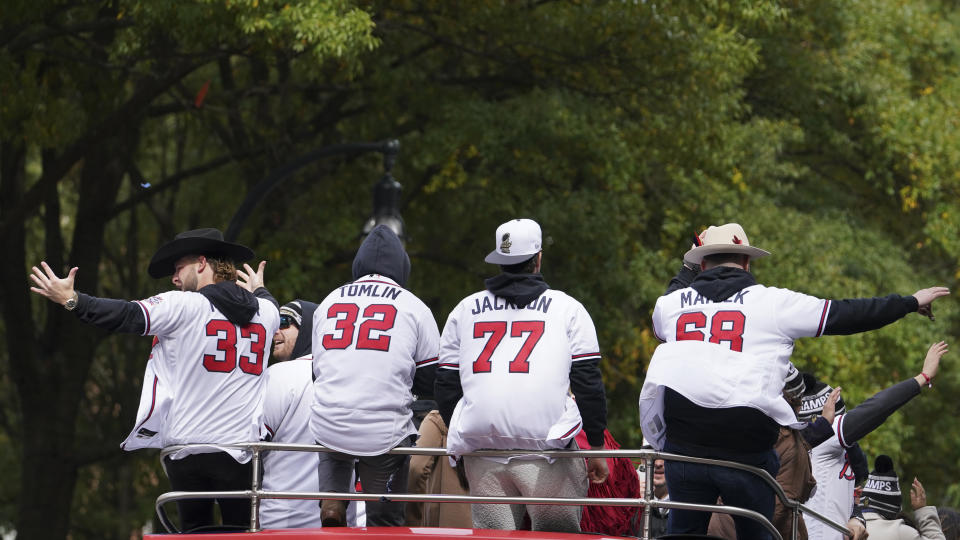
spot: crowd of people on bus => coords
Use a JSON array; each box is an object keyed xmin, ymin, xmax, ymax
[{"xmin": 27, "ymin": 220, "xmax": 956, "ymax": 539}]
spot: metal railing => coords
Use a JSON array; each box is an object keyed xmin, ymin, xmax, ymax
[{"xmin": 156, "ymin": 443, "xmax": 852, "ymax": 539}]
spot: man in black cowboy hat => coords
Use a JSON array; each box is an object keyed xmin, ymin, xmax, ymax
[{"xmin": 30, "ymin": 228, "xmax": 281, "ymax": 533}]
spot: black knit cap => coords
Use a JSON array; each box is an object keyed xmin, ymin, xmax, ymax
[
  {"xmin": 860, "ymin": 455, "xmax": 902, "ymax": 519},
  {"xmin": 797, "ymin": 372, "xmax": 846, "ymax": 422},
  {"xmin": 783, "ymin": 362, "xmax": 805, "ymax": 399}
]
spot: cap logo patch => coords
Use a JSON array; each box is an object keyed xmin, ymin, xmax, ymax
[
  {"xmin": 500, "ymin": 233, "xmax": 512, "ymax": 253},
  {"xmin": 733, "ymin": 235, "xmax": 743, "ymax": 244}
]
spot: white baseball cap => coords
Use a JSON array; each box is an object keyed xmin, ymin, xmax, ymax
[{"xmin": 484, "ymin": 218, "xmax": 542, "ymax": 264}]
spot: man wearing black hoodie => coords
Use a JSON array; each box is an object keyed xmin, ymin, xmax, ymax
[
  {"xmin": 435, "ymin": 218, "xmax": 609, "ymax": 533},
  {"xmin": 638, "ymin": 223, "xmax": 948, "ymax": 539},
  {"xmin": 29, "ymin": 228, "xmax": 281, "ymax": 532},
  {"xmin": 310, "ymin": 225, "xmax": 440, "ymax": 527}
]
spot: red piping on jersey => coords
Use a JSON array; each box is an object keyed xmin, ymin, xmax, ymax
[
  {"xmin": 836, "ymin": 414, "xmax": 850, "ymax": 448},
  {"xmin": 265, "ymin": 424, "xmax": 275, "ymax": 438},
  {"xmin": 815, "ymin": 300, "xmax": 831, "ymax": 337},
  {"xmin": 571, "ymin": 352, "xmax": 601, "ymax": 360},
  {"xmin": 438, "ymin": 363, "xmax": 459, "ymax": 369},
  {"xmin": 415, "ymin": 357, "xmax": 438, "ymax": 366},
  {"xmin": 131, "ymin": 376, "xmax": 160, "ymax": 435},
  {"xmin": 560, "ymin": 422, "xmax": 583, "ymax": 440},
  {"xmin": 136, "ymin": 301, "xmax": 152, "ymax": 335}
]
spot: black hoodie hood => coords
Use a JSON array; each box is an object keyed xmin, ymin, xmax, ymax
[
  {"xmin": 289, "ymin": 299, "xmax": 318, "ymax": 360},
  {"xmin": 352, "ymin": 225, "xmax": 410, "ymax": 287},
  {"xmin": 690, "ymin": 266, "xmax": 757, "ymax": 302},
  {"xmin": 199, "ymin": 281, "xmax": 261, "ymax": 325},
  {"xmin": 484, "ymin": 273, "xmax": 550, "ymax": 307}
]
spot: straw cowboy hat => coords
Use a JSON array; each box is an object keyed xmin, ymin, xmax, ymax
[
  {"xmin": 147, "ymin": 228, "xmax": 254, "ymax": 278},
  {"xmin": 682, "ymin": 223, "xmax": 771, "ymax": 265}
]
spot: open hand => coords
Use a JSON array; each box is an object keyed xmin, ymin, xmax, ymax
[
  {"xmin": 911, "ymin": 478, "xmax": 927, "ymax": 509},
  {"xmin": 822, "ymin": 386, "xmax": 842, "ymax": 424},
  {"xmin": 919, "ymin": 341, "xmax": 947, "ymax": 386},
  {"xmin": 29, "ymin": 261, "xmax": 77, "ymax": 306},
  {"xmin": 913, "ymin": 286, "xmax": 950, "ymax": 321},
  {"xmin": 236, "ymin": 261, "xmax": 267, "ymax": 292}
]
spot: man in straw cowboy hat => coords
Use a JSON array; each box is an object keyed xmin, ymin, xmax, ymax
[
  {"xmin": 30, "ymin": 228, "xmax": 280, "ymax": 532},
  {"xmin": 639, "ymin": 223, "xmax": 948, "ymax": 539}
]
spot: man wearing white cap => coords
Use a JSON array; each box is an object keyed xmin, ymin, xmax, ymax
[
  {"xmin": 639, "ymin": 223, "xmax": 948, "ymax": 539},
  {"xmin": 436, "ymin": 218, "xmax": 609, "ymax": 533}
]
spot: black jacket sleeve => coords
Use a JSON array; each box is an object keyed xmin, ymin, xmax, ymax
[
  {"xmin": 412, "ymin": 364, "xmax": 437, "ymax": 400},
  {"xmin": 74, "ymin": 293, "xmax": 147, "ymax": 334},
  {"xmin": 570, "ymin": 358, "xmax": 607, "ymax": 447},
  {"xmin": 823, "ymin": 294, "xmax": 918, "ymax": 335},
  {"xmin": 253, "ymin": 287, "xmax": 279, "ymax": 308},
  {"xmin": 839, "ymin": 378, "xmax": 921, "ymax": 444},
  {"xmin": 848, "ymin": 442, "xmax": 869, "ymax": 484},
  {"xmin": 435, "ymin": 368, "xmax": 463, "ymax": 427},
  {"xmin": 665, "ymin": 263, "xmax": 700, "ymax": 295},
  {"xmin": 800, "ymin": 416, "xmax": 835, "ymax": 448}
]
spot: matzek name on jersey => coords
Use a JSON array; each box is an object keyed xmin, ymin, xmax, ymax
[
  {"xmin": 680, "ymin": 289, "xmax": 750, "ymax": 308},
  {"xmin": 337, "ymin": 283, "xmax": 402, "ymax": 300},
  {"xmin": 471, "ymin": 295, "xmax": 552, "ymax": 315}
]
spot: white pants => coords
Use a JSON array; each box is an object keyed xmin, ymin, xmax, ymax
[{"xmin": 464, "ymin": 455, "xmax": 587, "ymax": 533}]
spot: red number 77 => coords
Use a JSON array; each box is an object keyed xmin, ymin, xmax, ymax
[{"xmin": 472, "ymin": 320, "xmax": 544, "ymax": 373}]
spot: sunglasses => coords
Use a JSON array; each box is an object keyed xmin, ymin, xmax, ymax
[{"xmin": 279, "ymin": 315, "xmax": 296, "ymax": 329}]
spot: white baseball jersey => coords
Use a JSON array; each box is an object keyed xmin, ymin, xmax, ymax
[
  {"xmin": 260, "ymin": 357, "xmax": 322, "ymax": 529},
  {"xmin": 805, "ymin": 415, "xmax": 856, "ymax": 540},
  {"xmin": 310, "ymin": 275, "xmax": 440, "ymax": 456},
  {"xmin": 136, "ymin": 290, "xmax": 280, "ymax": 461},
  {"xmin": 440, "ymin": 288, "xmax": 601, "ymax": 457},
  {"xmin": 122, "ymin": 337, "xmax": 172, "ymax": 451},
  {"xmin": 640, "ymin": 284, "xmax": 828, "ymax": 448}
]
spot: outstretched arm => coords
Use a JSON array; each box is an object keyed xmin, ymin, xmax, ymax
[
  {"xmin": 30, "ymin": 261, "xmax": 147, "ymax": 334},
  {"xmin": 840, "ymin": 342, "xmax": 947, "ymax": 444}
]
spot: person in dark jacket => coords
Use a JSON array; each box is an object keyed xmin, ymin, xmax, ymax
[{"xmin": 640, "ymin": 223, "xmax": 948, "ymax": 540}]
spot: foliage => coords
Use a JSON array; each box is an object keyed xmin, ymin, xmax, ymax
[{"xmin": 6, "ymin": 0, "xmax": 960, "ymax": 537}]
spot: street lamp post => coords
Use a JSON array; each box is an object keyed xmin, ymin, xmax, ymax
[
  {"xmin": 361, "ymin": 139, "xmax": 405, "ymax": 242},
  {"xmin": 225, "ymin": 139, "xmax": 402, "ymax": 242}
]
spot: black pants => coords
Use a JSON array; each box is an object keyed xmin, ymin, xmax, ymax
[{"xmin": 163, "ymin": 452, "xmax": 253, "ymax": 532}]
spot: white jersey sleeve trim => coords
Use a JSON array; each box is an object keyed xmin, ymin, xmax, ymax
[
  {"xmin": 438, "ymin": 362, "xmax": 459, "ymax": 370},
  {"xmin": 571, "ymin": 352, "xmax": 601, "ymax": 362},
  {"xmin": 816, "ymin": 299, "xmax": 831, "ymax": 337},
  {"xmin": 135, "ymin": 300, "xmax": 151, "ymax": 336},
  {"xmin": 835, "ymin": 414, "xmax": 852, "ymax": 449}
]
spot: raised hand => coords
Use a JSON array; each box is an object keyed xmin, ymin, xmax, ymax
[
  {"xmin": 822, "ymin": 386, "xmax": 843, "ymax": 424},
  {"xmin": 913, "ymin": 286, "xmax": 950, "ymax": 321},
  {"xmin": 910, "ymin": 477, "xmax": 927, "ymax": 509},
  {"xmin": 236, "ymin": 261, "xmax": 267, "ymax": 292},
  {"xmin": 917, "ymin": 341, "xmax": 948, "ymax": 388},
  {"xmin": 29, "ymin": 261, "xmax": 78, "ymax": 306}
]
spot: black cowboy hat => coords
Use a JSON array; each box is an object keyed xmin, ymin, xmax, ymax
[{"xmin": 147, "ymin": 228, "xmax": 254, "ymax": 278}]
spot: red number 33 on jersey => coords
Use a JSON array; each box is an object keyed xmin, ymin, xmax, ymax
[{"xmin": 676, "ymin": 310, "xmax": 746, "ymax": 352}]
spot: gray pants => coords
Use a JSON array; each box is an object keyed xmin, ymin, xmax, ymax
[
  {"xmin": 464, "ymin": 454, "xmax": 587, "ymax": 533},
  {"xmin": 317, "ymin": 438, "xmax": 412, "ymax": 526}
]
